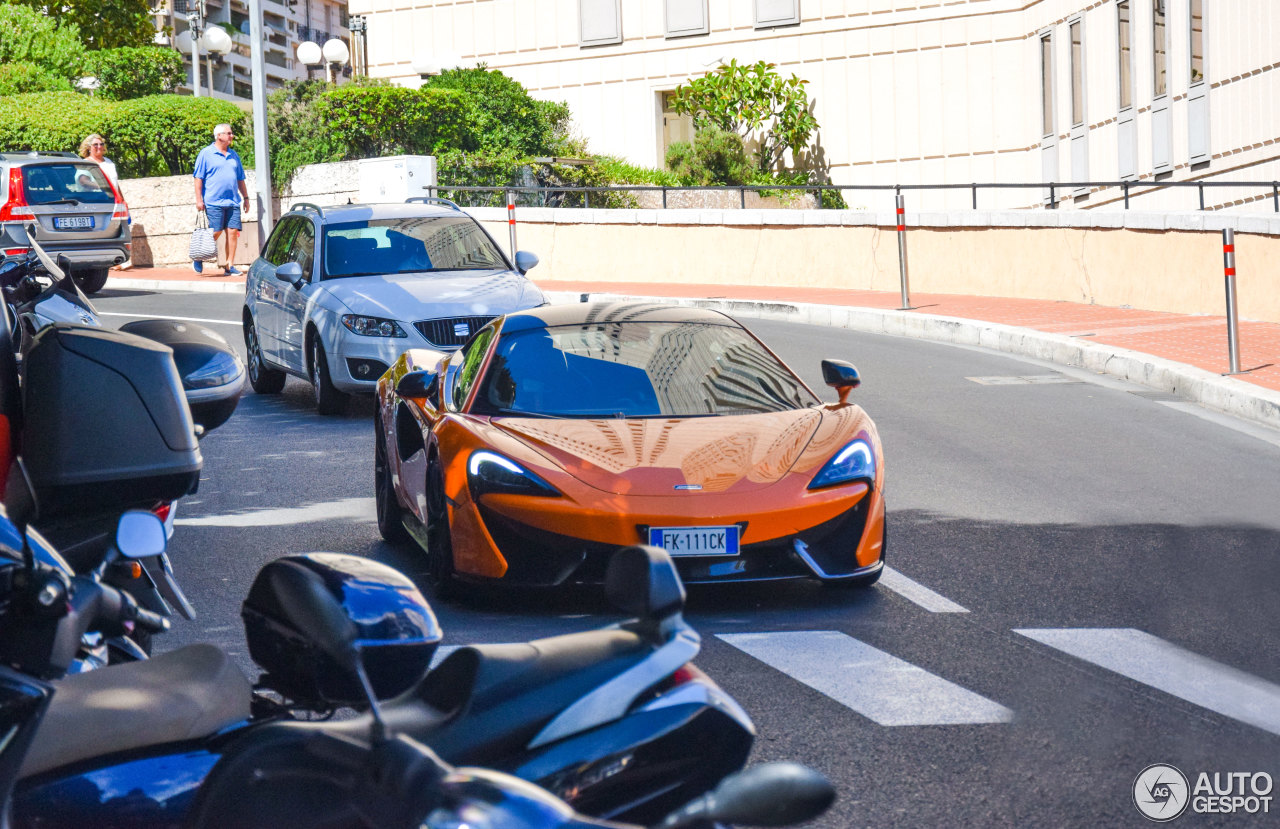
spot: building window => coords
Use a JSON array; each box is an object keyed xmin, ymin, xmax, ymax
[
  {"xmin": 1189, "ymin": 0, "xmax": 1204, "ymax": 83},
  {"xmin": 754, "ymin": 0, "xmax": 799, "ymax": 29},
  {"xmin": 580, "ymin": 0, "xmax": 622, "ymax": 47},
  {"xmin": 1152, "ymin": 0, "xmax": 1167, "ymax": 98},
  {"xmin": 1069, "ymin": 20, "xmax": 1083, "ymax": 128},
  {"xmin": 1117, "ymin": 0, "xmax": 1132, "ymax": 109},
  {"xmin": 665, "ymin": 0, "xmax": 708, "ymax": 38},
  {"xmin": 1040, "ymin": 34, "xmax": 1053, "ymax": 137}
]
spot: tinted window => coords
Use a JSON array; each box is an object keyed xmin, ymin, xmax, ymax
[
  {"xmin": 264, "ymin": 217, "xmax": 300, "ymax": 266},
  {"xmin": 22, "ymin": 163, "xmax": 114, "ymax": 204},
  {"xmin": 288, "ymin": 219, "xmax": 315, "ymax": 277},
  {"xmin": 448, "ymin": 326, "xmax": 496, "ymax": 411},
  {"xmin": 476, "ymin": 321, "xmax": 819, "ymax": 418},
  {"xmin": 322, "ymin": 217, "xmax": 507, "ymax": 279}
]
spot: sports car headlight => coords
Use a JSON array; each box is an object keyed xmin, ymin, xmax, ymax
[
  {"xmin": 341, "ymin": 314, "xmax": 407, "ymax": 338},
  {"xmin": 467, "ymin": 450, "xmax": 560, "ymax": 499},
  {"xmin": 808, "ymin": 439, "xmax": 876, "ymax": 490}
]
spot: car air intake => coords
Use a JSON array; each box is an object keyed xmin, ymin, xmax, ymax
[{"xmin": 413, "ymin": 316, "xmax": 494, "ymax": 348}]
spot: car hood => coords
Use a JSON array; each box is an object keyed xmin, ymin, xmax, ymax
[
  {"xmin": 323, "ymin": 271, "xmax": 546, "ymax": 320},
  {"xmin": 493, "ymin": 407, "xmax": 870, "ymax": 495}
]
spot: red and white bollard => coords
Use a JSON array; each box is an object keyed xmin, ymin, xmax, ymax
[
  {"xmin": 895, "ymin": 193, "xmax": 911, "ymax": 310},
  {"xmin": 507, "ymin": 189, "xmax": 517, "ymax": 257},
  {"xmin": 1222, "ymin": 228, "xmax": 1241, "ymax": 374}
]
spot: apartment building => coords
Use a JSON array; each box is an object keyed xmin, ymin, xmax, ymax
[
  {"xmin": 153, "ymin": 0, "xmax": 352, "ymax": 101},
  {"xmin": 346, "ymin": 0, "xmax": 1280, "ymax": 212}
]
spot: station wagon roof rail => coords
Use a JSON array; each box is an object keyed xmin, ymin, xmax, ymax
[
  {"xmin": 288, "ymin": 202, "xmax": 326, "ymax": 217},
  {"xmin": 404, "ymin": 196, "xmax": 461, "ymax": 211}
]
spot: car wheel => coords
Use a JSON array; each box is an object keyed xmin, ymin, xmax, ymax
[
  {"xmin": 425, "ymin": 456, "xmax": 458, "ymax": 598},
  {"xmin": 73, "ymin": 268, "xmax": 110, "ymax": 295},
  {"xmin": 824, "ymin": 515, "xmax": 887, "ymax": 589},
  {"xmin": 244, "ymin": 316, "xmax": 286, "ymax": 394},
  {"xmin": 374, "ymin": 415, "xmax": 409, "ymax": 544},
  {"xmin": 310, "ymin": 336, "xmax": 348, "ymax": 416}
]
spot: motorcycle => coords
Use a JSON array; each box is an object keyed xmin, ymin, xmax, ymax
[
  {"xmin": 2, "ymin": 230, "xmax": 245, "ymax": 659},
  {"xmin": 0, "ymin": 319, "xmax": 757, "ymax": 827}
]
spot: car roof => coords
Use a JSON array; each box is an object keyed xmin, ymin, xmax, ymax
[
  {"xmin": 499, "ymin": 301, "xmax": 740, "ymax": 332},
  {"xmin": 0, "ymin": 152, "xmax": 91, "ymax": 166},
  {"xmin": 285, "ymin": 201, "xmax": 469, "ymax": 225}
]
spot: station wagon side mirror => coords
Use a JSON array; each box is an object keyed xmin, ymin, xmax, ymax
[
  {"xmin": 396, "ymin": 369, "xmax": 438, "ymax": 401},
  {"xmin": 275, "ymin": 262, "xmax": 304, "ymax": 287},
  {"xmin": 514, "ymin": 251, "xmax": 539, "ymax": 274},
  {"xmin": 820, "ymin": 359, "xmax": 860, "ymax": 405}
]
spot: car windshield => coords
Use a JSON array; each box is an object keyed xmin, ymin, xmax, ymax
[
  {"xmin": 21, "ymin": 163, "xmax": 115, "ymax": 205},
  {"xmin": 475, "ymin": 321, "xmax": 820, "ymax": 418},
  {"xmin": 322, "ymin": 216, "xmax": 508, "ymax": 278}
]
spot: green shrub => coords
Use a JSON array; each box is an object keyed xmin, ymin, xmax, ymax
[
  {"xmin": 593, "ymin": 155, "xmax": 679, "ymax": 187},
  {"xmin": 314, "ymin": 85, "xmax": 471, "ymax": 160},
  {"xmin": 0, "ymin": 62, "xmax": 73, "ymax": 95},
  {"xmin": 84, "ymin": 47, "xmax": 184, "ymax": 100},
  {"xmin": 103, "ymin": 95, "xmax": 246, "ymax": 177},
  {"xmin": 0, "ymin": 4, "xmax": 84, "ymax": 79},
  {"xmin": 425, "ymin": 67, "xmax": 573, "ymax": 156},
  {"xmin": 0, "ymin": 91, "xmax": 111, "ymax": 155},
  {"xmin": 435, "ymin": 149, "xmax": 528, "ymax": 207},
  {"xmin": 665, "ymin": 127, "xmax": 754, "ymax": 186}
]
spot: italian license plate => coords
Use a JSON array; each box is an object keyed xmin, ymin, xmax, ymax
[
  {"xmin": 53, "ymin": 216, "xmax": 94, "ymax": 230},
  {"xmin": 648, "ymin": 525, "xmax": 740, "ymax": 556}
]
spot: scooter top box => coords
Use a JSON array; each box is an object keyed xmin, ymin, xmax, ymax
[{"xmin": 21, "ymin": 323, "xmax": 202, "ymax": 519}]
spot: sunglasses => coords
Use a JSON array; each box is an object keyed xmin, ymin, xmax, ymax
[{"xmin": 90, "ymin": 142, "xmax": 105, "ymax": 147}]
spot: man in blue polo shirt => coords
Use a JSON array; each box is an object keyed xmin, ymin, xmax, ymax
[{"xmin": 192, "ymin": 123, "xmax": 250, "ymax": 275}]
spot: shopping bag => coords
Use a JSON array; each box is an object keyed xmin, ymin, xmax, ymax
[{"xmin": 189, "ymin": 211, "xmax": 217, "ymax": 262}]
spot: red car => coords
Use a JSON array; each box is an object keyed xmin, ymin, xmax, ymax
[{"xmin": 373, "ymin": 302, "xmax": 886, "ymax": 593}]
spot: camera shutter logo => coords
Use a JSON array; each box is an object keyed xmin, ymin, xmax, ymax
[{"xmin": 1134, "ymin": 764, "xmax": 1190, "ymax": 822}]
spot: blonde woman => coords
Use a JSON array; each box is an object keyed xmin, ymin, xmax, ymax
[{"xmin": 78, "ymin": 134, "xmax": 131, "ymax": 270}]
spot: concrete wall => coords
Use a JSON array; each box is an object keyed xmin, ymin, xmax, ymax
[{"xmin": 119, "ymin": 162, "xmax": 1280, "ymax": 323}]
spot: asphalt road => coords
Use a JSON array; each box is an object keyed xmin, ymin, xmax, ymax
[{"xmin": 91, "ymin": 286, "xmax": 1280, "ymax": 828}]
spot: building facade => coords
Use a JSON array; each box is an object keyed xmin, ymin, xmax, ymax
[
  {"xmin": 348, "ymin": 0, "xmax": 1279, "ymax": 212},
  {"xmin": 153, "ymin": 0, "xmax": 352, "ymax": 101}
]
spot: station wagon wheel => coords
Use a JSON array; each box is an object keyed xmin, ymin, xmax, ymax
[
  {"xmin": 425, "ymin": 456, "xmax": 458, "ymax": 598},
  {"xmin": 374, "ymin": 415, "xmax": 408, "ymax": 543},
  {"xmin": 310, "ymin": 336, "xmax": 348, "ymax": 416},
  {"xmin": 244, "ymin": 316, "xmax": 285, "ymax": 394},
  {"xmin": 73, "ymin": 268, "xmax": 109, "ymax": 295}
]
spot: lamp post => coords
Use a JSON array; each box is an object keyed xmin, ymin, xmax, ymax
[
  {"xmin": 321, "ymin": 38, "xmax": 350, "ymax": 84},
  {"xmin": 202, "ymin": 26, "xmax": 232, "ymax": 96},
  {"xmin": 348, "ymin": 15, "xmax": 367, "ymax": 77},
  {"xmin": 175, "ymin": 28, "xmax": 200, "ymax": 96},
  {"xmin": 249, "ymin": 0, "xmax": 273, "ymax": 244}
]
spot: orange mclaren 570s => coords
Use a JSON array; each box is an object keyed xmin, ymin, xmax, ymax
[{"xmin": 373, "ymin": 302, "xmax": 885, "ymax": 593}]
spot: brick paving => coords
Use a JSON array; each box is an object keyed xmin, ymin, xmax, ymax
[{"xmin": 120, "ymin": 267, "xmax": 1280, "ymax": 394}]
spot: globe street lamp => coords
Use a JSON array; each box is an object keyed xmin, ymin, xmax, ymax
[
  {"xmin": 321, "ymin": 37, "xmax": 350, "ymax": 84},
  {"xmin": 202, "ymin": 26, "xmax": 233, "ymax": 96},
  {"xmin": 296, "ymin": 39, "xmax": 322, "ymax": 79}
]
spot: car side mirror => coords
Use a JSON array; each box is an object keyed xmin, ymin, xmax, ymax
[
  {"xmin": 820, "ymin": 359, "xmax": 860, "ymax": 405},
  {"xmin": 275, "ymin": 262, "xmax": 304, "ymax": 286},
  {"xmin": 116, "ymin": 510, "xmax": 167, "ymax": 558},
  {"xmin": 395, "ymin": 369, "xmax": 438, "ymax": 401},
  {"xmin": 514, "ymin": 251, "xmax": 539, "ymax": 274}
]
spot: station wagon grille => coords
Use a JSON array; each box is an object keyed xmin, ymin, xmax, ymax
[{"xmin": 413, "ymin": 316, "xmax": 495, "ymax": 348}]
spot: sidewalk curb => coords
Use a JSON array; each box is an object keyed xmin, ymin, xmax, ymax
[
  {"xmin": 545, "ymin": 290, "xmax": 1280, "ymax": 434},
  {"xmin": 109, "ymin": 277, "xmax": 1280, "ymax": 433}
]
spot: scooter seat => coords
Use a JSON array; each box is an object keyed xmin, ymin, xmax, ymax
[
  {"xmin": 414, "ymin": 628, "xmax": 655, "ymax": 765},
  {"xmin": 20, "ymin": 644, "xmax": 252, "ymax": 778}
]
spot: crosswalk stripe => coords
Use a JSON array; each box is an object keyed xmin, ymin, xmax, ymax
[
  {"xmin": 1014, "ymin": 628, "xmax": 1280, "ymax": 737},
  {"xmin": 879, "ymin": 567, "xmax": 970, "ymax": 613},
  {"xmin": 718, "ymin": 631, "xmax": 1013, "ymax": 726}
]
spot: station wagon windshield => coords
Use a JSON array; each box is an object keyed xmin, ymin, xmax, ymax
[
  {"xmin": 323, "ymin": 217, "xmax": 508, "ymax": 278},
  {"xmin": 475, "ymin": 321, "xmax": 819, "ymax": 418}
]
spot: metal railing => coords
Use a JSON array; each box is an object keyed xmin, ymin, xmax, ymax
[{"xmin": 430, "ymin": 180, "xmax": 1280, "ymax": 213}]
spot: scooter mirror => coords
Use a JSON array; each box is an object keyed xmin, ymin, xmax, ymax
[
  {"xmin": 116, "ymin": 509, "xmax": 167, "ymax": 558},
  {"xmin": 658, "ymin": 762, "xmax": 835, "ymax": 829}
]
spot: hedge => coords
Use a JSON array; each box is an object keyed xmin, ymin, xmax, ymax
[
  {"xmin": 0, "ymin": 91, "xmax": 244, "ymax": 178},
  {"xmin": 313, "ymin": 86, "xmax": 471, "ymax": 159}
]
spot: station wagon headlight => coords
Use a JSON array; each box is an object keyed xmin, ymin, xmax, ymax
[
  {"xmin": 467, "ymin": 450, "xmax": 560, "ymax": 499},
  {"xmin": 341, "ymin": 314, "xmax": 407, "ymax": 338},
  {"xmin": 808, "ymin": 439, "xmax": 876, "ymax": 490}
]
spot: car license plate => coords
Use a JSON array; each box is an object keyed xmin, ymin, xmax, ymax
[
  {"xmin": 648, "ymin": 525, "xmax": 740, "ymax": 556},
  {"xmin": 53, "ymin": 216, "xmax": 94, "ymax": 230}
]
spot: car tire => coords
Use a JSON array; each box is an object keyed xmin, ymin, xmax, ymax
[
  {"xmin": 374, "ymin": 416, "xmax": 409, "ymax": 544},
  {"xmin": 73, "ymin": 267, "xmax": 110, "ymax": 295},
  {"xmin": 310, "ymin": 336, "xmax": 348, "ymax": 416},
  {"xmin": 823, "ymin": 515, "xmax": 887, "ymax": 589},
  {"xmin": 425, "ymin": 455, "xmax": 458, "ymax": 598},
  {"xmin": 244, "ymin": 316, "xmax": 286, "ymax": 394}
]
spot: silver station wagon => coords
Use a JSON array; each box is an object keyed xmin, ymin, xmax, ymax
[{"xmin": 242, "ymin": 199, "xmax": 546, "ymax": 414}]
